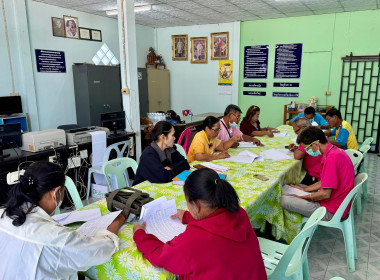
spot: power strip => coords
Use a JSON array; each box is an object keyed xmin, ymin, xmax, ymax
[{"xmin": 67, "ymin": 156, "xmax": 81, "ymax": 169}]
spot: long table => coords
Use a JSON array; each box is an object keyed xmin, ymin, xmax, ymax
[{"xmin": 80, "ymin": 125, "xmax": 305, "ymax": 280}]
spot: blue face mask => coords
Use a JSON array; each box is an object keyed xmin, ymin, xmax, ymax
[
  {"xmin": 306, "ymin": 148, "xmax": 321, "ymax": 157},
  {"xmin": 229, "ymin": 122, "xmax": 237, "ymax": 128}
]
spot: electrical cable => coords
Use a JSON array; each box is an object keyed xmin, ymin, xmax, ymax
[{"xmin": 1, "ymin": 0, "xmax": 15, "ymax": 93}]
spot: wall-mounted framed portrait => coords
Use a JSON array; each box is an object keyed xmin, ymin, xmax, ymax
[
  {"xmin": 51, "ymin": 17, "xmax": 64, "ymax": 37},
  {"xmin": 171, "ymin": 34, "xmax": 188, "ymax": 61},
  {"xmin": 211, "ymin": 32, "xmax": 229, "ymax": 60},
  {"xmin": 190, "ymin": 37, "xmax": 207, "ymax": 64},
  {"xmin": 63, "ymin": 15, "xmax": 79, "ymax": 39}
]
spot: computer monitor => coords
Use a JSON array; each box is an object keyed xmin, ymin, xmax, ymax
[
  {"xmin": 100, "ymin": 111, "xmax": 126, "ymax": 135},
  {"xmin": 0, "ymin": 123, "xmax": 22, "ymax": 160},
  {"xmin": 0, "ymin": 96, "xmax": 22, "ymax": 115}
]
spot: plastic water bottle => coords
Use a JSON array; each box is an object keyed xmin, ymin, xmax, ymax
[{"xmin": 189, "ymin": 110, "xmax": 193, "ymax": 122}]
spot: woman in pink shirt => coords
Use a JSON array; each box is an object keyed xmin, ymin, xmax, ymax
[{"xmin": 240, "ymin": 105, "xmax": 277, "ymax": 137}]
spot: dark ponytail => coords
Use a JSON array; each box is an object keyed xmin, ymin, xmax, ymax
[
  {"xmin": 1, "ymin": 162, "xmax": 65, "ymax": 226},
  {"xmin": 184, "ymin": 168, "xmax": 240, "ymax": 213}
]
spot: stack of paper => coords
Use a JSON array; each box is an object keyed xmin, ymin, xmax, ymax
[
  {"xmin": 237, "ymin": 142, "xmax": 257, "ymax": 148},
  {"xmin": 224, "ymin": 150, "xmax": 264, "ymax": 164},
  {"xmin": 273, "ymin": 132, "xmax": 290, "ymax": 137},
  {"xmin": 260, "ymin": 149, "xmax": 293, "ymax": 161},
  {"xmin": 140, "ymin": 196, "xmax": 186, "ymax": 243},
  {"xmin": 199, "ymin": 162, "xmax": 230, "ymax": 173},
  {"xmin": 173, "ymin": 170, "xmax": 226, "ymax": 185},
  {"xmin": 53, "ymin": 208, "xmax": 101, "ymax": 225},
  {"xmin": 76, "ymin": 210, "xmax": 122, "ymax": 237},
  {"xmin": 283, "ymin": 184, "xmax": 311, "ymax": 196}
]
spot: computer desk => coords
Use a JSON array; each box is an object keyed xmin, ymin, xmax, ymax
[{"xmin": 0, "ymin": 131, "xmax": 135, "ymax": 204}]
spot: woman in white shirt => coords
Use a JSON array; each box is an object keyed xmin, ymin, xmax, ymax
[{"xmin": 0, "ymin": 162, "xmax": 125, "ymax": 280}]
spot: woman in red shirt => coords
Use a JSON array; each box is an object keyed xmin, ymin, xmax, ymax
[
  {"xmin": 133, "ymin": 168, "xmax": 267, "ymax": 280},
  {"xmin": 240, "ymin": 105, "xmax": 277, "ymax": 137}
]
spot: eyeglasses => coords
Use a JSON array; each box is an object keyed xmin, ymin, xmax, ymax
[
  {"xmin": 232, "ymin": 113, "xmax": 241, "ymax": 121},
  {"xmin": 211, "ymin": 128, "xmax": 221, "ymax": 132},
  {"xmin": 305, "ymin": 140, "xmax": 319, "ymax": 149}
]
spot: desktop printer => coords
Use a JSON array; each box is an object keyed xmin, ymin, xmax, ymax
[
  {"xmin": 21, "ymin": 129, "xmax": 66, "ymax": 152},
  {"xmin": 65, "ymin": 126, "xmax": 110, "ymax": 145}
]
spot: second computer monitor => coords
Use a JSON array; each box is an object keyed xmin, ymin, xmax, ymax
[{"xmin": 100, "ymin": 111, "xmax": 126, "ymax": 135}]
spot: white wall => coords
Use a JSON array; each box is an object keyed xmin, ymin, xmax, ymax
[
  {"xmin": 136, "ymin": 24, "xmax": 155, "ymax": 68},
  {"xmin": 26, "ymin": 0, "xmax": 121, "ymax": 130},
  {"xmin": 155, "ymin": 22, "xmax": 240, "ymax": 115}
]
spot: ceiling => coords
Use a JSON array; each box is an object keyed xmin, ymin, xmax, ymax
[{"xmin": 34, "ymin": 0, "xmax": 380, "ymax": 28}]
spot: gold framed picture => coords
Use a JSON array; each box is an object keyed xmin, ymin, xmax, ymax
[
  {"xmin": 211, "ymin": 32, "xmax": 229, "ymax": 60},
  {"xmin": 63, "ymin": 15, "xmax": 79, "ymax": 39},
  {"xmin": 172, "ymin": 35, "xmax": 188, "ymax": 61},
  {"xmin": 51, "ymin": 17, "xmax": 64, "ymax": 37},
  {"xmin": 190, "ymin": 37, "xmax": 207, "ymax": 64}
]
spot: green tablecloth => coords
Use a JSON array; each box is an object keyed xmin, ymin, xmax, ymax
[{"xmin": 82, "ymin": 125, "xmax": 304, "ymax": 280}]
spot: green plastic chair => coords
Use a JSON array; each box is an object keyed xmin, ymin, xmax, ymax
[
  {"xmin": 330, "ymin": 277, "xmax": 345, "ymax": 280},
  {"xmin": 103, "ymin": 157, "xmax": 138, "ymax": 190},
  {"xmin": 56, "ymin": 176, "xmax": 84, "ymax": 214},
  {"xmin": 358, "ymin": 145, "xmax": 371, "ymax": 201},
  {"xmin": 258, "ymin": 207, "xmax": 326, "ymax": 280},
  {"xmin": 175, "ymin": 144, "xmax": 187, "ymax": 159},
  {"xmin": 360, "ymin": 137, "xmax": 373, "ymax": 148},
  {"xmin": 345, "ymin": 149, "xmax": 363, "ymax": 214},
  {"xmin": 302, "ymin": 173, "xmax": 368, "ymax": 273}
]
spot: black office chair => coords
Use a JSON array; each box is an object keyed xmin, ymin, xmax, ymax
[{"xmin": 57, "ymin": 124, "xmax": 81, "ymax": 131}]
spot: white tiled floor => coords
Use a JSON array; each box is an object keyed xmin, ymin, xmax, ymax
[{"xmin": 309, "ymin": 153, "xmax": 380, "ymax": 280}]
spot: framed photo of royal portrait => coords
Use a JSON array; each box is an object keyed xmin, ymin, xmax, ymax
[
  {"xmin": 63, "ymin": 15, "xmax": 79, "ymax": 39},
  {"xmin": 211, "ymin": 32, "xmax": 229, "ymax": 60},
  {"xmin": 91, "ymin": 29, "xmax": 102, "ymax": 42},
  {"xmin": 172, "ymin": 34, "xmax": 188, "ymax": 61},
  {"xmin": 79, "ymin": 27, "xmax": 91, "ymax": 40},
  {"xmin": 190, "ymin": 37, "xmax": 207, "ymax": 64},
  {"xmin": 51, "ymin": 17, "xmax": 64, "ymax": 37}
]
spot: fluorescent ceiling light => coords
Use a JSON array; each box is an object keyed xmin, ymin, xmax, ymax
[{"xmin": 106, "ymin": 5, "xmax": 152, "ymax": 15}]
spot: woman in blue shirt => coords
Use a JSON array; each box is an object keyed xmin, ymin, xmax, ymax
[{"xmin": 133, "ymin": 121, "xmax": 190, "ymax": 185}]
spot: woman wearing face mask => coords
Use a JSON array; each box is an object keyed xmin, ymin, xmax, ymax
[
  {"xmin": 133, "ymin": 121, "xmax": 190, "ymax": 185},
  {"xmin": 133, "ymin": 168, "xmax": 267, "ymax": 280},
  {"xmin": 0, "ymin": 161, "xmax": 125, "ymax": 280},
  {"xmin": 240, "ymin": 105, "xmax": 277, "ymax": 137}
]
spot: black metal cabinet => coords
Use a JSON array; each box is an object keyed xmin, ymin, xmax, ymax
[{"xmin": 73, "ymin": 64, "xmax": 122, "ymax": 127}]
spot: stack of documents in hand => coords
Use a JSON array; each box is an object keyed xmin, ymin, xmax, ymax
[
  {"xmin": 53, "ymin": 208, "xmax": 101, "ymax": 225},
  {"xmin": 283, "ymin": 184, "xmax": 311, "ymax": 196},
  {"xmin": 224, "ymin": 150, "xmax": 264, "ymax": 164},
  {"xmin": 140, "ymin": 196, "xmax": 186, "ymax": 243}
]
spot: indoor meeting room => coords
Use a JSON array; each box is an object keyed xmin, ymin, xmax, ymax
[{"xmin": 1, "ymin": 0, "xmax": 380, "ymax": 279}]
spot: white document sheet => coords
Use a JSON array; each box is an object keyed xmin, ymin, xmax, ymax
[
  {"xmin": 200, "ymin": 162, "xmax": 230, "ymax": 173},
  {"xmin": 237, "ymin": 142, "xmax": 257, "ymax": 148},
  {"xmin": 224, "ymin": 150, "xmax": 264, "ymax": 164},
  {"xmin": 140, "ymin": 197, "xmax": 186, "ymax": 243},
  {"xmin": 53, "ymin": 208, "xmax": 101, "ymax": 225},
  {"xmin": 260, "ymin": 149, "xmax": 293, "ymax": 161},
  {"xmin": 76, "ymin": 210, "xmax": 122, "ymax": 237},
  {"xmin": 283, "ymin": 184, "xmax": 311, "ymax": 196},
  {"xmin": 276, "ymin": 149, "xmax": 294, "ymax": 155},
  {"xmin": 89, "ymin": 131, "xmax": 107, "ymax": 185},
  {"xmin": 273, "ymin": 132, "xmax": 290, "ymax": 137}
]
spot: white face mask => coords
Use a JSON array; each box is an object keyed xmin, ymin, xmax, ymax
[
  {"xmin": 229, "ymin": 122, "xmax": 237, "ymax": 128},
  {"xmin": 50, "ymin": 188, "xmax": 62, "ymax": 216}
]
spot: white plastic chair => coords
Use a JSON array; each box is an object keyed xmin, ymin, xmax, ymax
[
  {"xmin": 302, "ymin": 173, "xmax": 368, "ymax": 273},
  {"xmin": 360, "ymin": 137, "xmax": 373, "ymax": 148},
  {"xmin": 258, "ymin": 207, "xmax": 326, "ymax": 280},
  {"xmin": 103, "ymin": 158, "xmax": 138, "ymax": 190},
  {"xmin": 86, "ymin": 140, "xmax": 131, "ymax": 199},
  {"xmin": 345, "ymin": 149, "xmax": 363, "ymax": 214},
  {"xmin": 175, "ymin": 144, "xmax": 187, "ymax": 159}
]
